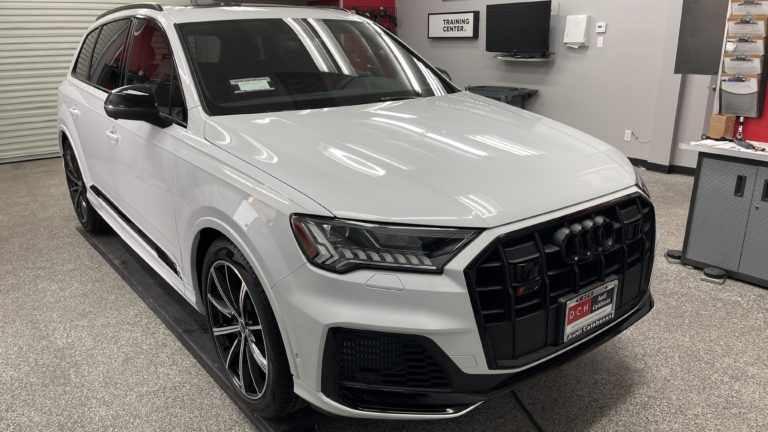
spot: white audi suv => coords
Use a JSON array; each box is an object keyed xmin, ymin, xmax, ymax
[{"xmin": 58, "ymin": 3, "xmax": 655, "ymax": 420}]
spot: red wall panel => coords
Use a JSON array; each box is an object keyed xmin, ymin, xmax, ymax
[
  {"xmin": 343, "ymin": 0, "xmax": 395, "ymax": 8},
  {"xmin": 308, "ymin": 1, "xmax": 395, "ymax": 8},
  {"xmin": 743, "ymin": 85, "xmax": 768, "ymax": 143},
  {"xmin": 309, "ymin": 0, "xmax": 397, "ymax": 33}
]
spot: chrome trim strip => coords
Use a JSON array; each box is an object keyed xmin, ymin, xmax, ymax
[{"xmin": 354, "ymin": 401, "xmax": 485, "ymax": 417}]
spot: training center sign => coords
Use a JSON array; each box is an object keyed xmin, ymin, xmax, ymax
[{"xmin": 428, "ymin": 11, "xmax": 480, "ymax": 39}]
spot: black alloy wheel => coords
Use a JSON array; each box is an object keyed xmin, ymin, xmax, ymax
[
  {"xmin": 207, "ymin": 260, "xmax": 269, "ymax": 399},
  {"xmin": 202, "ymin": 238, "xmax": 303, "ymax": 417},
  {"xmin": 62, "ymin": 142, "xmax": 107, "ymax": 232}
]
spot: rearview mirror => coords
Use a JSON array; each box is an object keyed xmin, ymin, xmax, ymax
[{"xmin": 104, "ymin": 84, "xmax": 171, "ymax": 128}]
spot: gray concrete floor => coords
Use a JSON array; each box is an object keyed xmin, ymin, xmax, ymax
[{"xmin": 1, "ymin": 159, "xmax": 767, "ymax": 431}]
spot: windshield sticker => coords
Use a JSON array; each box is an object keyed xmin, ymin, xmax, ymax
[{"xmin": 230, "ymin": 77, "xmax": 274, "ymax": 93}]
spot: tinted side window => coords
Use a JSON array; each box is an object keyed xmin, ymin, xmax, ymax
[
  {"xmin": 73, "ymin": 28, "xmax": 100, "ymax": 81},
  {"xmin": 125, "ymin": 19, "xmax": 187, "ymax": 123},
  {"xmin": 90, "ymin": 19, "xmax": 131, "ymax": 90}
]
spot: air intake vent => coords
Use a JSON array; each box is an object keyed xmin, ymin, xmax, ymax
[{"xmin": 336, "ymin": 330, "xmax": 450, "ymax": 390}]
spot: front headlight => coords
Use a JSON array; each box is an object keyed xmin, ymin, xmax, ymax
[
  {"xmin": 635, "ymin": 167, "xmax": 651, "ymax": 197},
  {"xmin": 290, "ymin": 215, "xmax": 479, "ymax": 273}
]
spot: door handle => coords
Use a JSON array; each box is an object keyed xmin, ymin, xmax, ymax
[
  {"xmin": 105, "ymin": 129, "xmax": 120, "ymax": 144},
  {"xmin": 69, "ymin": 107, "xmax": 81, "ymax": 119},
  {"xmin": 761, "ymin": 179, "xmax": 768, "ymax": 203},
  {"xmin": 734, "ymin": 175, "xmax": 747, "ymax": 197}
]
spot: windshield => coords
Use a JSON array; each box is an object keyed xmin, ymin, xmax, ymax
[{"xmin": 178, "ymin": 18, "xmax": 455, "ymax": 116}]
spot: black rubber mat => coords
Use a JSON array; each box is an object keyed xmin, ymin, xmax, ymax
[{"xmin": 78, "ymin": 228, "xmax": 319, "ymax": 432}]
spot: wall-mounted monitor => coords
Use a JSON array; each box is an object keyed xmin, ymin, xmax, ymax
[{"xmin": 486, "ymin": 1, "xmax": 552, "ymax": 56}]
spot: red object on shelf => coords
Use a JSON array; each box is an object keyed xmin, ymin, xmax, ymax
[{"xmin": 743, "ymin": 84, "xmax": 768, "ymax": 143}]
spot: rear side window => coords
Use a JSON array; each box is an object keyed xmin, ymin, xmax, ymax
[
  {"xmin": 73, "ymin": 28, "xmax": 99, "ymax": 81},
  {"xmin": 90, "ymin": 19, "xmax": 131, "ymax": 90}
]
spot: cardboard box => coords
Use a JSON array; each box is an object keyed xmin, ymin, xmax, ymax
[
  {"xmin": 732, "ymin": 0, "xmax": 768, "ymax": 16},
  {"xmin": 707, "ymin": 114, "xmax": 737, "ymax": 139},
  {"xmin": 723, "ymin": 54, "xmax": 764, "ymax": 74},
  {"xmin": 726, "ymin": 36, "xmax": 767, "ymax": 55},
  {"xmin": 728, "ymin": 15, "xmax": 768, "ymax": 37}
]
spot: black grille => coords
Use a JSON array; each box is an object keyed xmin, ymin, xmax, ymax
[
  {"xmin": 465, "ymin": 194, "xmax": 655, "ymax": 369},
  {"xmin": 337, "ymin": 330, "xmax": 450, "ymax": 389}
]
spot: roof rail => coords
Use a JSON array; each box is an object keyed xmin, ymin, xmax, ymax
[
  {"xmin": 96, "ymin": 3, "xmax": 163, "ymax": 21},
  {"xmin": 314, "ymin": 6, "xmax": 350, "ymax": 13},
  {"xmin": 190, "ymin": 1, "xmax": 240, "ymax": 6},
  {"xmin": 189, "ymin": 2, "xmax": 351, "ymax": 12}
]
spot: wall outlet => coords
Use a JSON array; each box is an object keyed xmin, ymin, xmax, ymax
[
  {"xmin": 596, "ymin": 22, "xmax": 607, "ymax": 33},
  {"xmin": 624, "ymin": 130, "xmax": 633, "ymax": 142}
]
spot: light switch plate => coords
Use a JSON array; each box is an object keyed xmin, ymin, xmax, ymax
[
  {"xmin": 597, "ymin": 36, "xmax": 605, "ymax": 48},
  {"xmin": 596, "ymin": 22, "xmax": 607, "ymax": 33}
]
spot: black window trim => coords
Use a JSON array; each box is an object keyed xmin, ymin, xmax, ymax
[
  {"xmin": 70, "ymin": 17, "xmax": 131, "ymax": 94},
  {"xmin": 71, "ymin": 26, "xmax": 101, "ymax": 82},
  {"xmin": 70, "ymin": 15, "xmax": 188, "ymax": 129}
]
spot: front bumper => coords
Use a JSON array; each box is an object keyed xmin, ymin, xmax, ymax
[
  {"xmin": 321, "ymin": 292, "xmax": 653, "ymax": 416},
  {"xmin": 271, "ymin": 187, "xmax": 654, "ymax": 419}
]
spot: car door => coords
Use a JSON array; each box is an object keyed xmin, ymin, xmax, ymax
[
  {"xmin": 108, "ymin": 17, "xmax": 188, "ymax": 275},
  {"xmin": 67, "ymin": 19, "xmax": 131, "ymax": 196}
]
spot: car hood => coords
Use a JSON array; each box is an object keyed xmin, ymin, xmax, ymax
[{"xmin": 205, "ymin": 92, "xmax": 636, "ymax": 228}]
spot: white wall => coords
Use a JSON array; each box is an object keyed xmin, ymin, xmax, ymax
[
  {"xmin": 396, "ymin": 0, "xmax": 699, "ymax": 168},
  {"xmin": 672, "ymin": 75, "xmax": 716, "ymax": 167}
]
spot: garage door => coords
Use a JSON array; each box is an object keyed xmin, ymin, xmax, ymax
[{"xmin": 0, "ymin": 0, "xmax": 190, "ymax": 163}]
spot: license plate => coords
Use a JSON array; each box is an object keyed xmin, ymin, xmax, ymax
[{"xmin": 562, "ymin": 279, "xmax": 618, "ymax": 343}]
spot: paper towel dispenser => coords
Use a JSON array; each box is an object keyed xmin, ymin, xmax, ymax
[{"xmin": 564, "ymin": 15, "xmax": 591, "ymax": 48}]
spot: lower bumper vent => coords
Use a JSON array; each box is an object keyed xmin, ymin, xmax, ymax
[
  {"xmin": 336, "ymin": 329, "xmax": 450, "ymax": 389},
  {"xmin": 322, "ymin": 328, "xmax": 462, "ymax": 414}
]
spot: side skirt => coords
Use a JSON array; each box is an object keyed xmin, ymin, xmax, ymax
[{"xmin": 87, "ymin": 185, "xmax": 192, "ymax": 304}]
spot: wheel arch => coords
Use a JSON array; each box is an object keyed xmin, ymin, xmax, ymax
[
  {"xmin": 58, "ymin": 124, "xmax": 90, "ymax": 184},
  {"xmin": 188, "ymin": 215, "xmax": 300, "ymax": 377},
  {"xmin": 59, "ymin": 129, "xmax": 70, "ymax": 150},
  {"xmin": 191, "ymin": 226, "xmax": 225, "ymax": 309},
  {"xmin": 58, "ymin": 126, "xmax": 75, "ymax": 155}
]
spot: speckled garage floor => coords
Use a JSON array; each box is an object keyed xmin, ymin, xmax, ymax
[{"xmin": 1, "ymin": 159, "xmax": 767, "ymax": 432}]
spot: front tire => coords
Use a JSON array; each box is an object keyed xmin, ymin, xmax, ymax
[
  {"xmin": 202, "ymin": 238, "xmax": 303, "ymax": 418},
  {"xmin": 62, "ymin": 142, "xmax": 107, "ymax": 233}
]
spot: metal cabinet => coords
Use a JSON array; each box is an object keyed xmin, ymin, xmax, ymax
[
  {"xmin": 739, "ymin": 167, "xmax": 768, "ymax": 281},
  {"xmin": 683, "ymin": 152, "xmax": 768, "ymax": 288}
]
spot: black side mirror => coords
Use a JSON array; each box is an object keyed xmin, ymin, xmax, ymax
[
  {"xmin": 435, "ymin": 67, "xmax": 452, "ymax": 82},
  {"xmin": 104, "ymin": 84, "xmax": 171, "ymax": 128}
]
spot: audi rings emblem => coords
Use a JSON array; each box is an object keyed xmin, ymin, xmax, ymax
[{"xmin": 552, "ymin": 216, "xmax": 616, "ymax": 263}]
